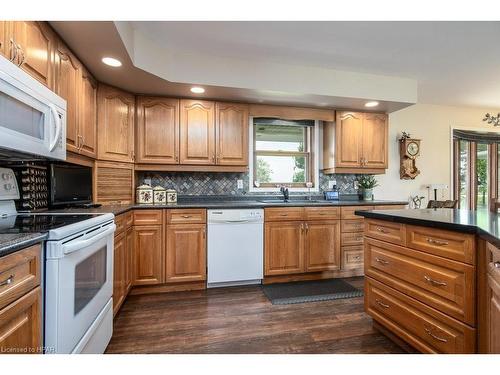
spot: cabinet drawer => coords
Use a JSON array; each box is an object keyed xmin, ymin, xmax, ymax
[
  {"xmin": 341, "ymin": 206, "xmax": 374, "ymax": 220},
  {"xmin": 341, "ymin": 219, "xmax": 364, "ymax": 233},
  {"xmin": 341, "ymin": 232, "xmax": 364, "ymax": 246},
  {"xmin": 166, "ymin": 209, "xmax": 206, "ymax": 224},
  {"xmin": 365, "ymin": 277, "xmax": 475, "ymax": 353},
  {"xmin": 134, "ymin": 210, "xmax": 164, "ymax": 225},
  {"xmin": 125, "ymin": 211, "xmax": 133, "ymax": 228},
  {"xmin": 342, "ymin": 245, "xmax": 364, "ymax": 270},
  {"xmin": 365, "ymin": 238, "xmax": 475, "ymax": 325},
  {"xmin": 406, "ymin": 225, "xmax": 475, "ymax": 265},
  {"xmin": 0, "ymin": 245, "xmax": 41, "ymax": 311},
  {"xmin": 365, "ymin": 219, "xmax": 406, "ymax": 246},
  {"xmin": 375, "ymin": 205, "xmax": 407, "ymax": 210},
  {"xmin": 304, "ymin": 207, "xmax": 340, "ymax": 220},
  {"xmin": 264, "ymin": 207, "xmax": 304, "ymax": 222}
]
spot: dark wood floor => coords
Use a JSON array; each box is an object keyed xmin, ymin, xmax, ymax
[{"xmin": 106, "ymin": 277, "xmax": 405, "ymax": 354}]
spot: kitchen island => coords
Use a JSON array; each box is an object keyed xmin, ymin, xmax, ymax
[{"xmin": 355, "ymin": 208, "xmax": 500, "ymax": 354}]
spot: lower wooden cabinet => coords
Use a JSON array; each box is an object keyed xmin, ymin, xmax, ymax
[
  {"xmin": 0, "ymin": 286, "xmax": 42, "ymax": 354},
  {"xmin": 480, "ymin": 242, "xmax": 500, "ymax": 353},
  {"xmin": 125, "ymin": 226, "xmax": 134, "ymax": 293},
  {"xmin": 165, "ymin": 224, "xmax": 206, "ymax": 283},
  {"xmin": 488, "ymin": 272, "xmax": 500, "ymax": 353},
  {"xmin": 113, "ymin": 231, "xmax": 126, "ymax": 316},
  {"xmin": 304, "ymin": 221, "xmax": 341, "ymax": 272},
  {"xmin": 133, "ymin": 225, "xmax": 163, "ymax": 285}
]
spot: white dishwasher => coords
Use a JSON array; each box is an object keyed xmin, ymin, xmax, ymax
[{"xmin": 207, "ymin": 209, "xmax": 264, "ymax": 288}]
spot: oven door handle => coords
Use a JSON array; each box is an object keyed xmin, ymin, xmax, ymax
[{"xmin": 62, "ymin": 224, "xmax": 116, "ymax": 255}]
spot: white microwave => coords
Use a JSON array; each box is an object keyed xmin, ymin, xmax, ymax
[{"xmin": 0, "ymin": 54, "xmax": 66, "ymax": 160}]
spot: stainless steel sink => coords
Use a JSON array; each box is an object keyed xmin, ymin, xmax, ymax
[{"xmin": 258, "ymin": 199, "xmax": 322, "ymax": 204}]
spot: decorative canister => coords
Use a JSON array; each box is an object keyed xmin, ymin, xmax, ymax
[
  {"xmin": 153, "ymin": 186, "xmax": 167, "ymax": 205},
  {"xmin": 136, "ymin": 184, "xmax": 153, "ymax": 204},
  {"xmin": 166, "ymin": 189, "xmax": 177, "ymax": 204}
]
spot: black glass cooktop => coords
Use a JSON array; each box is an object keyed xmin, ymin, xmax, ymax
[{"xmin": 0, "ymin": 214, "xmax": 103, "ymax": 234}]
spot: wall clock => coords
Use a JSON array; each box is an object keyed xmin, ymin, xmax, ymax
[{"xmin": 399, "ymin": 137, "xmax": 421, "ymax": 180}]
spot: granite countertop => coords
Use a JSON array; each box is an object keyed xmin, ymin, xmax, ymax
[
  {"xmin": 355, "ymin": 208, "xmax": 500, "ymax": 247},
  {"xmin": 0, "ymin": 233, "xmax": 47, "ymax": 258},
  {"xmin": 49, "ymin": 198, "xmax": 408, "ymax": 216}
]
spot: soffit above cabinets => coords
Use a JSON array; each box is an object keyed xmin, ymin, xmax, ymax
[{"xmin": 50, "ymin": 21, "xmax": 417, "ymax": 113}]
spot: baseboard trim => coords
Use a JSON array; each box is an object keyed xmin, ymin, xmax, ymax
[{"xmin": 263, "ymin": 268, "xmax": 364, "ymax": 285}]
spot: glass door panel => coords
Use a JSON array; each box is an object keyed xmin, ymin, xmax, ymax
[
  {"xmin": 476, "ymin": 143, "xmax": 489, "ymax": 211},
  {"xmin": 459, "ymin": 140, "xmax": 469, "ymax": 209}
]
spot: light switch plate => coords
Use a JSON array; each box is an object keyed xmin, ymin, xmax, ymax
[
  {"xmin": 353, "ymin": 180, "xmax": 359, "ymax": 190},
  {"xmin": 328, "ymin": 180, "xmax": 336, "ymax": 189},
  {"xmin": 237, "ymin": 179, "xmax": 244, "ymax": 189}
]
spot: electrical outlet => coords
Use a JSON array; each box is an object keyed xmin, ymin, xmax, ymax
[
  {"xmin": 353, "ymin": 180, "xmax": 359, "ymax": 190},
  {"xmin": 144, "ymin": 178, "xmax": 152, "ymax": 186},
  {"xmin": 237, "ymin": 179, "xmax": 244, "ymax": 189},
  {"xmin": 328, "ymin": 180, "xmax": 336, "ymax": 189}
]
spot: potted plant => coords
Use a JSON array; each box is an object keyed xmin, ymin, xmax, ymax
[{"xmin": 358, "ymin": 175, "xmax": 379, "ymax": 200}]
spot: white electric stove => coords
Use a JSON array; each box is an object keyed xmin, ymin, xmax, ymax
[{"xmin": 0, "ymin": 167, "xmax": 116, "ymax": 354}]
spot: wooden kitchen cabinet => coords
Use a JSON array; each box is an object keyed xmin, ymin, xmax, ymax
[
  {"xmin": 265, "ymin": 221, "xmax": 305, "ymax": 276},
  {"xmin": 304, "ymin": 221, "xmax": 341, "ymax": 272},
  {"xmin": 97, "ymin": 84, "xmax": 135, "ymax": 163},
  {"xmin": 78, "ymin": 67, "xmax": 98, "ymax": 158},
  {"xmin": 180, "ymin": 99, "xmax": 216, "ymax": 165},
  {"xmin": 0, "ymin": 21, "xmax": 8, "ymax": 59},
  {"xmin": 133, "ymin": 225, "xmax": 163, "ymax": 285},
  {"xmin": 136, "ymin": 97, "xmax": 180, "ymax": 164},
  {"xmin": 113, "ymin": 231, "xmax": 126, "ymax": 316},
  {"xmin": 125, "ymin": 226, "xmax": 134, "ymax": 293},
  {"xmin": 165, "ymin": 224, "xmax": 207, "ymax": 283},
  {"xmin": 323, "ymin": 111, "xmax": 388, "ymax": 173},
  {"xmin": 10, "ymin": 21, "xmax": 55, "ymax": 89},
  {"xmin": 215, "ymin": 102, "xmax": 249, "ymax": 166}
]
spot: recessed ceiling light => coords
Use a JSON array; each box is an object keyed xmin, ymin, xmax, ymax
[
  {"xmin": 190, "ymin": 87, "xmax": 205, "ymax": 94},
  {"xmin": 102, "ymin": 57, "xmax": 122, "ymax": 67},
  {"xmin": 364, "ymin": 101, "xmax": 379, "ymax": 108}
]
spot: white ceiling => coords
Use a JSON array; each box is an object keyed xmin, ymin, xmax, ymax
[{"xmin": 131, "ymin": 21, "xmax": 500, "ymax": 109}]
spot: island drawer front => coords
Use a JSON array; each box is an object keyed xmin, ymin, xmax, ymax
[
  {"xmin": 364, "ymin": 219, "xmax": 406, "ymax": 246},
  {"xmin": 342, "ymin": 245, "xmax": 364, "ymax": 269},
  {"xmin": 365, "ymin": 238, "xmax": 475, "ymax": 325},
  {"xmin": 265, "ymin": 207, "xmax": 304, "ymax": 222},
  {"xmin": 365, "ymin": 277, "xmax": 475, "ymax": 354},
  {"xmin": 341, "ymin": 206, "xmax": 374, "ymax": 220},
  {"xmin": 0, "ymin": 245, "xmax": 41, "ymax": 311},
  {"xmin": 406, "ymin": 225, "xmax": 475, "ymax": 265},
  {"xmin": 341, "ymin": 232, "xmax": 364, "ymax": 246},
  {"xmin": 341, "ymin": 220, "xmax": 364, "ymax": 233},
  {"xmin": 375, "ymin": 205, "xmax": 407, "ymax": 210},
  {"xmin": 304, "ymin": 207, "xmax": 340, "ymax": 220},
  {"xmin": 134, "ymin": 210, "xmax": 164, "ymax": 225},
  {"xmin": 166, "ymin": 209, "xmax": 207, "ymax": 224}
]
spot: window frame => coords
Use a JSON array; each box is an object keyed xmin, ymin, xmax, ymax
[{"xmin": 249, "ymin": 117, "xmax": 320, "ymax": 192}]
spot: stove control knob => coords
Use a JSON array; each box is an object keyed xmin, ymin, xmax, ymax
[
  {"xmin": 4, "ymin": 183, "xmax": 12, "ymax": 191},
  {"xmin": 1, "ymin": 173, "xmax": 11, "ymax": 180}
]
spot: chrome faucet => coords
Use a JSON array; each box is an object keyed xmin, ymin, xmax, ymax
[{"xmin": 280, "ymin": 185, "xmax": 289, "ymax": 202}]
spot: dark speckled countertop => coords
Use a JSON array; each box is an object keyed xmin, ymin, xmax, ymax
[
  {"xmin": 0, "ymin": 233, "xmax": 47, "ymax": 258},
  {"xmin": 355, "ymin": 208, "xmax": 500, "ymax": 247}
]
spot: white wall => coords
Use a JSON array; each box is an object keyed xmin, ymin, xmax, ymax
[{"xmin": 375, "ymin": 103, "xmax": 500, "ymax": 203}]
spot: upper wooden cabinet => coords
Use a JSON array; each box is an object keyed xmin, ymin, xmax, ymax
[
  {"xmin": 216, "ymin": 102, "xmax": 249, "ymax": 166},
  {"xmin": 180, "ymin": 99, "xmax": 216, "ymax": 165},
  {"xmin": 0, "ymin": 21, "xmax": 8, "ymax": 59},
  {"xmin": 78, "ymin": 68, "xmax": 98, "ymax": 158},
  {"xmin": 97, "ymin": 84, "xmax": 135, "ymax": 163},
  {"xmin": 136, "ymin": 97, "xmax": 179, "ymax": 164},
  {"xmin": 323, "ymin": 111, "xmax": 388, "ymax": 174},
  {"xmin": 10, "ymin": 21, "xmax": 55, "ymax": 89}
]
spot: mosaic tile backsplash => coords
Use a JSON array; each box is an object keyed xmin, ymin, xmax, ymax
[{"xmin": 137, "ymin": 171, "xmax": 360, "ymax": 196}]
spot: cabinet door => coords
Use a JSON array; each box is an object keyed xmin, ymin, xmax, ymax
[
  {"xmin": 335, "ymin": 112, "xmax": 362, "ymax": 168},
  {"xmin": 113, "ymin": 232, "xmax": 126, "ymax": 315},
  {"xmin": 12, "ymin": 21, "xmax": 54, "ymax": 88},
  {"xmin": 180, "ymin": 100, "xmax": 215, "ymax": 165},
  {"xmin": 136, "ymin": 97, "xmax": 179, "ymax": 164},
  {"xmin": 0, "ymin": 287, "xmax": 42, "ymax": 354},
  {"xmin": 54, "ymin": 41, "xmax": 80, "ymax": 154},
  {"xmin": 305, "ymin": 220, "xmax": 341, "ymax": 272},
  {"xmin": 133, "ymin": 225, "xmax": 163, "ymax": 285},
  {"xmin": 264, "ymin": 221, "xmax": 304, "ymax": 276},
  {"xmin": 362, "ymin": 113, "xmax": 388, "ymax": 168},
  {"xmin": 97, "ymin": 84, "xmax": 135, "ymax": 163},
  {"xmin": 488, "ymin": 265, "xmax": 500, "ymax": 353},
  {"xmin": 166, "ymin": 224, "xmax": 206, "ymax": 283},
  {"xmin": 125, "ymin": 227, "xmax": 134, "ymax": 293},
  {"xmin": 0, "ymin": 21, "xmax": 8, "ymax": 59},
  {"xmin": 79, "ymin": 68, "xmax": 98, "ymax": 158},
  {"xmin": 215, "ymin": 102, "xmax": 249, "ymax": 166}
]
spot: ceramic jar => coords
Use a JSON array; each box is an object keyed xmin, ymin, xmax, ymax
[
  {"xmin": 166, "ymin": 189, "xmax": 177, "ymax": 204},
  {"xmin": 136, "ymin": 185, "xmax": 153, "ymax": 204},
  {"xmin": 153, "ymin": 186, "xmax": 167, "ymax": 205}
]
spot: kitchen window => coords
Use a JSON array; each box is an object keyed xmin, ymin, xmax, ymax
[{"xmin": 251, "ymin": 118, "xmax": 318, "ymax": 190}]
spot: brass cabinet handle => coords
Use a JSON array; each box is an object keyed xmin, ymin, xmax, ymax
[
  {"xmin": 181, "ymin": 215, "xmax": 192, "ymax": 218},
  {"xmin": 81, "ymin": 136, "xmax": 85, "ymax": 151},
  {"xmin": 424, "ymin": 275, "xmax": 447, "ymax": 286},
  {"xmin": 175, "ymin": 155, "xmax": 179, "ymax": 163},
  {"xmin": 426, "ymin": 238, "xmax": 449, "ymax": 246},
  {"xmin": 305, "ymin": 223, "xmax": 309, "ymax": 233},
  {"xmin": 424, "ymin": 326, "xmax": 448, "ymax": 343},
  {"xmin": 353, "ymin": 256, "xmax": 361, "ymax": 260},
  {"xmin": 375, "ymin": 299, "xmax": 390, "ymax": 308},
  {"xmin": 494, "ymin": 261, "xmax": 500, "ymax": 269},
  {"xmin": 376, "ymin": 227, "xmax": 389, "ymax": 233},
  {"xmin": 300, "ymin": 223, "xmax": 304, "ymax": 233},
  {"xmin": 375, "ymin": 257, "xmax": 389, "ymax": 265},
  {"xmin": 0, "ymin": 274, "xmax": 14, "ymax": 287},
  {"xmin": 17, "ymin": 45, "xmax": 25, "ymax": 66},
  {"xmin": 279, "ymin": 213, "xmax": 288, "ymax": 216},
  {"xmin": 9, "ymin": 39, "xmax": 17, "ymax": 62}
]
